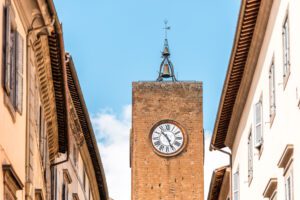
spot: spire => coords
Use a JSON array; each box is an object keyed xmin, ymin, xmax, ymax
[{"xmin": 157, "ymin": 20, "xmax": 177, "ymax": 82}]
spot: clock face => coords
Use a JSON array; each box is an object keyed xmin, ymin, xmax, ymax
[{"xmin": 151, "ymin": 121, "xmax": 185, "ymax": 156}]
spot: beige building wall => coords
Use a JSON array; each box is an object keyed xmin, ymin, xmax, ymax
[
  {"xmin": 0, "ymin": 0, "xmax": 109, "ymax": 200},
  {"xmin": 229, "ymin": 0, "xmax": 300, "ymax": 199},
  {"xmin": 0, "ymin": 0, "xmax": 28, "ymax": 199}
]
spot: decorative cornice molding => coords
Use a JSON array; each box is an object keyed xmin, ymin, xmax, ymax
[
  {"xmin": 69, "ymin": 94, "xmax": 85, "ymax": 146},
  {"xmin": 33, "ymin": 36, "xmax": 59, "ymax": 162},
  {"xmin": 211, "ymin": 0, "xmax": 275, "ymax": 150}
]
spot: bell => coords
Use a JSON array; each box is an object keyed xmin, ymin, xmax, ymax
[
  {"xmin": 163, "ymin": 47, "xmax": 170, "ymax": 56},
  {"xmin": 162, "ymin": 63, "xmax": 171, "ymax": 78}
]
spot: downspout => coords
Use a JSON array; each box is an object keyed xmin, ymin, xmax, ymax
[
  {"xmin": 210, "ymin": 144, "xmax": 232, "ymax": 200},
  {"xmin": 50, "ymin": 152, "xmax": 69, "ymax": 199}
]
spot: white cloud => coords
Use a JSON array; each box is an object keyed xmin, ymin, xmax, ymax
[
  {"xmin": 92, "ymin": 105, "xmax": 132, "ymax": 200},
  {"xmin": 204, "ymin": 131, "xmax": 229, "ymax": 199},
  {"xmin": 92, "ymin": 106, "xmax": 229, "ymax": 200}
]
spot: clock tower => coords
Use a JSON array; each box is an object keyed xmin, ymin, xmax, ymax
[{"xmin": 131, "ymin": 23, "xmax": 204, "ymax": 200}]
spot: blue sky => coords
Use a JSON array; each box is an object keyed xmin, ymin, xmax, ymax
[
  {"xmin": 54, "ymin": 0, "xmax": 240, "ymax": 199},
  {"xmin": 54, "ymin": 0, "xmax": 240, "ymax": 131}
]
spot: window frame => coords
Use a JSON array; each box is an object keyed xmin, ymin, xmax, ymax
[
  {"xmin": 2, "ymin": 165, "xmax": 23, "ymax": 200},
  {"xmin": 83, "ymin": 166, "xmax": 86, "ymax": 191},
  {"xmin": 3, "ymin": 4, "xmax": 24, "ymax": 119},
  {"xmin": 269, "ymin": 59, "xmax": 276, "ymax": 124},
  {"xmin": 284, "ymin": 164, "xmax": 294, "ymax": 200},
  {"xmin": 282, "ymin": 14, "xmax": 290, "ymax": 87},
  {"xmin": 248, "ymin": 129, "xmax": 253, "ymax": 184},
  {"xmin": 73, "ymin": 144, "xmax": 78, "ymax": 167},
  {"xmin": 233, "ymin": 167, "xmax": 239, "ymax": 200},
  {"xmin": 254, "ymin": 96, "xmax": 263, "ymax": 148}
]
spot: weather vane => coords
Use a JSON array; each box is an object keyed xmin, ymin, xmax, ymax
[{"xmin": 164, "ymin": 20, "xmax": 171, "ymax": 39}]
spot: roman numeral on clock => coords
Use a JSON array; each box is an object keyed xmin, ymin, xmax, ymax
[
  {"xmin": 153, "ymin": 137, "xmax": 160, "ymax": 141},
  {"xmin": 166, "ymin": 146, "xmax": 169, "ymax": 152},
  {"xmin": 175, "ymin": 137, "xmax": 183, "ymax": 140},
  {"xmin": 165, "ymin": 124, "xmax": 170, "ymax": 130},
  {"xmin": 154, "ymin": 141, "xmax": 161, "ymax": 146},
  {"xmin": 159, "ymin": 145, "xmax": 164, "ymax": 151},
  {"xmin": 171, "ymin": 125, "xmax": 175, "ymax": 132},
  {"xmin": 174, "ymin": 131, "xmax": 181, "ymax": 135},
  {"xmin": 159, "ymin": 126, "xmax": 165, "ymax": 131},
  {"xmin": 174, "ymin": 141, "xmax": 181, "ymax": 147}
]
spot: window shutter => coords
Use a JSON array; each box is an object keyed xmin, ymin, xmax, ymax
[
  {"xmin": 248, "ymin": 132, "xmax": 253, "ymax": 182},
  {"xmin": 10, "ymin": 31, "xmax": 16, "ymax": 105},
  {"xmin": 4, "ymin": 6, "xmax": 11, "ymax": 94},
  {"xmin": 254, "ymin": 101, "xmax": 263, "ymax": 147},
  {"xmin": 15, "ymin": 31, "xmax": 24, "ymax": 114},
  {"xmin": 233, "ymin": 170, "xmax": 239, "ymax": 200}
]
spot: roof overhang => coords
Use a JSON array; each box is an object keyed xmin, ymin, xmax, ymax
[
  {"xmin": 66, "ymin": 56, "xmax": 109, "ymax": 200},
  {"xmin": 207, "ymin": 166, "xmax": 230, "ymax": 200},
  {"xmin": 210, "ymin": 0, "xmax": 274, "ymax": 150}
]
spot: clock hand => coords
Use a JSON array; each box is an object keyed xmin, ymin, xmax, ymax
[
  {"xmin": 161, "ymin": 131, "xmax": 171, "ymax": 142},
  {"xmin": 161, "ymin": 131, "xmax": 175, "ymax": 150}
]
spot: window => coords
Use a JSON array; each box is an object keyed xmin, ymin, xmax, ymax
[
  {"xmin": 254, "ymin": 98, "xmax": 263, "ymax": 148},
  {"xmin": 62, "ymin": 182, "xmax": 68, "ymax": 200},
  {"xmin": 248, "ymin": 130, "xmax": 253, "ymax": 184},
  {"xmin": 35, "ymin": 189, "xmax": 43, "ymax": 200},
  {"xmin": 39, "ymin": 106, "xmax": 47, "ymax": 166},
  {"xmin": 282, "ymin": 15, "xmax": 290, "ymax": 85},
  {"xmin": 83, "ymin": 167, "xmax": 86, "ymax": 190},
  {"xmin": 72, "ymin": 193, "xmax": 80, "ymax": 200},
  {"xmin": 269, "ymin": 61, "xmax": 276, "ymax": 122},
  {"xmin": 73, "ymin": 145, "xmax": 78, "ymax": 166},
  {"xmin": 51, "ymin": 167, "xmax": 58, "ymax": 200},
  {"xmin": 233, "ymin": 168, "xmax": 239, "ymax": 200},
  {"xmin": 285, "ymin": 166, "xmax": 294, "ymax": 200},
  {"xmin": 3, "ymin": 5, "xmax": 24, "ymax": 115},
  {"xmin": 3, "ymin": 165, "xmax": 23, "ymax": 200}
]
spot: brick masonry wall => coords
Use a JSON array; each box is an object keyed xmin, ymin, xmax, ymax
[{"xmin": 131, "ymin": 81, "xmax": 204, "ymax": 200}]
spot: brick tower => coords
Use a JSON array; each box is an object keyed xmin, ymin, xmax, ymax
[{"xmin": 130, "ymin": 23, "xmax": 204, "ymax": 200}]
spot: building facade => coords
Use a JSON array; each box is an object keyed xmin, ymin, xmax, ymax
[
  {"xmin": 0, "ymin": 0, "xmax": 108, "ymax": 199},
  {"xmin": 210, "ymin": 0, "xmax": 300, "ymax": 199}
]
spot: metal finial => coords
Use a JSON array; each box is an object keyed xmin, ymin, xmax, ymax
[
  {"xmin": 164, "ymin": 20, "xmax": 171, "ymax": 40},
  {"xmin": 156, "ymin": 20, "xmax": 177, "ymax": 82}
]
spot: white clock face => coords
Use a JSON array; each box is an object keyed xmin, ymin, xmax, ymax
[{"xmin": 151, "ymin": 122, "xmax": 185, "ymax": 156}]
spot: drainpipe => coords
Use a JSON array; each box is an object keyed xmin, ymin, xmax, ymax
[
  {"xmin": 210, "ymin": 144, "xmax": 232, "ymax": 200},
  {"xmin": 50, "ymin": 152, "xmax": 69, "ymax": 200}
]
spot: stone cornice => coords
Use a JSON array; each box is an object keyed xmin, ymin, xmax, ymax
[
  {"xmin": 211, "ymin": 0, "xmax": 274, "ymax": 150},
  {"xmin": 33, "ymin": 35, "xmax": 59, "ymax": 162}
]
